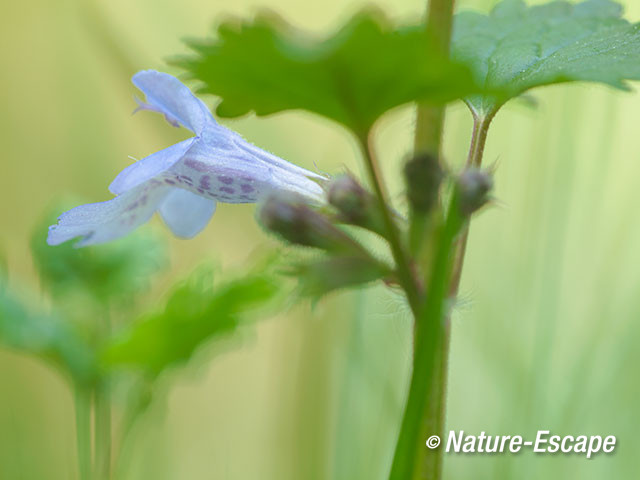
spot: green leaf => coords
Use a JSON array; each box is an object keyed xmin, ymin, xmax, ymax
[
  {"xmin": 453, "ymin": 0, "xmax": 640, "ymax": 116},
  {"xmin": 175, "ymin": 9, "xmax": 477, "ymax": 135},
  {"xmin": 31, "ymin": 207, "xmax": 168, "ymax": 304},
  {"xmin": 0, "ymin": 272, "xmax": 95, "ymax": 384},
  {"xmin": 102, "ymin": 266, "xmax": 278, "ymax": 377}
]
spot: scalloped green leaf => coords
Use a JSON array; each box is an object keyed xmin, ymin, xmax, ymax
[
  {"xmin": 31, "ymin": 207, "xmax": 168, "ymax": 304},
  {"xmin": 0, "ymin": 273, "xmax": 96, "ymax": 383},
  {"xmin": 175, "ymin": 9, "xmax": 477, "ymax": 135},
  {"xmin": 102, "ymin": 267, "xmax": 278, "ymax": 377},
  {"xmin": 453, "ymin": 0, "xmax": 640, "ymax": 117}
]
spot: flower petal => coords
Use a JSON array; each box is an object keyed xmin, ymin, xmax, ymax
[
  {"xmin": 167, "ymin": 132, "xmax": 325, "ymax": 204},
  {"xmin": 232, "ymin": 135, "xmax": 326, "ymax": 182},
  {"xmin": 169, "ymin": 138, "xmax": 325, "ymax": 204},
  {"xmin": 109, "ymin": 138, "xmax": 196, "ymax": 195},
  {"xmin": 47, "ymin": 182, "xmax": 169, "ymax": 247},
  {"xmin": 270, "ymin": 168, "xmax": 325, "ymax": 203},
  {"xmin": 158, "ymin": 188, "xmax": 217, "ymax": 238},
  {"xmin": 132, "ymin": 70, "xmax": 214, "ymax": 134}
]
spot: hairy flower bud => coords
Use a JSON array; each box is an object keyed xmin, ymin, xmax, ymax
[
  {"xmin": 258, "ymin": 193, "xmax": 360, "ymax": 252},
  {"xmin": 327, "ymin": 175, "xmax": 385, "ymax": 235},
  {"xmin": 456, "ymin": 168, "xmax": 493, "ymax": 216},
  {"xmin": 294, "ymin": 256, "xmax": 392, "ymax": 297},
  {"xmin": 404, "ymin": 152, "xmax": 444, "ymax": 213}
]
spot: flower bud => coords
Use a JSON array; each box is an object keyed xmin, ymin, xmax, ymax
[
  {"xmin": 404, "ymin": 152, "xmax": 444, "ymax": 213},
  {"xmin": 327, "ymin": 175, "xmax": 385, "ymax": 235},
  {"xmin": 294, "ymin": 256, "xmax": 392, "ymax": 297},
  {"xmin": 456, "ymin": 168, "xmax": 493, "ymax": 216},
  {"xmin": 258, "ymin": 193, "xmax": 360, "ymax": 252}
]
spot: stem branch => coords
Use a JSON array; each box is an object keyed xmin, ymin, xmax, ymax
[
  {"xmin": 466, "ymin": 112, "xmax": 495, "ymax": 168},
  {"xmin": 357, "ymin": 132, "xmax": 421, "ymax": 316},
  {"xmin": 450, "ymin": 112, "xmax": 495, "ymax": 294}
]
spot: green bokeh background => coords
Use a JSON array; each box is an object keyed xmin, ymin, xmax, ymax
[{"xmin": 1, "ymin": 0, "xmax": 639, "ymax": 478}]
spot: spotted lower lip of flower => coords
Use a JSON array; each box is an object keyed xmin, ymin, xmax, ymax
[{"xmin": 47, "ymin": 70, "xmax": 327, "ymax": 247}]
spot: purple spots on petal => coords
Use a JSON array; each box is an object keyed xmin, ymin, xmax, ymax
[
  {"xmin": 217, "ymin": 175, "xmax": 234, "ymax": 185},
  {"xmin": 165, "ymin": 179, "xmax": 176, "ymax": 185},
  {"xmin": 240, "ymin": 184, "xmax": 254, "ymax": 193},
  {"xmin": 184, "ymin": 158, "xmax": 208, "ymax": 172},
  {"xmin": 200, "ymin": 175, "xmax": 211, "ymax": 189},
  {"xmin": 197, "ymin": 188, "xmax": 205, "ymax": 194},
  {"xmin": 220, "ymin": 186, "xmax": 235, "ymax": 194},
  {"xmin": 177, "ymin": 175, "xmax": 193, "ymax": 186},
  {"xmin": 126, "ymin": 201, "xmax": 139, "ymax": 212}
]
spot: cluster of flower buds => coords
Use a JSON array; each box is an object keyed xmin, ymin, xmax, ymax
[
  {"xmin": 257, "ymin": 163, "xmax": 493, "ymax": 298},
  {"xmin": 258, "ymin": 193, "xmax": 361, "ymax": 253},
  {"xmin": 257, "ymin": 188, "xmax": 393, "ymax": 296},
  {"xmin": 455, "ymin": 168, "xmax": 493, "ymax": 217}
]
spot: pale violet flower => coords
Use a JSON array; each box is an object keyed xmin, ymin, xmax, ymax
[{"xmin": 47, "ymin": 70, "xmax": 326, "ymax": 247}]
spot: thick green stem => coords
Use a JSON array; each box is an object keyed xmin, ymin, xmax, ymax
[
  {"xmin": 414, "ymin": 0, "xmax": 455, "ymax": 155},
  {"xmin": 75, "ymin": 386, "xmax": 92, "ymax": 480},
  {"xmin": 357, "ymin": 133, "xmax": 421, "ymax": 316},
  {"xmin": 389, "ymin": 1, "xmax": 457, "ymax": 479},
  {"xmin": 392, "ymin": 97, "xmax": 496, "ymax": 480},
  {"xmin": 389, "ymin": 197, "xmax": 463, "ymax": 480},
  {"xmin": 409, "ymin": 0, "xmax": 456, "ymax": 256}
]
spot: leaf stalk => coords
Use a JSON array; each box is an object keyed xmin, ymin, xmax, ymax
[{"xmin": 357, "ymin": 132, "xmax": 422, "ymax": 317}]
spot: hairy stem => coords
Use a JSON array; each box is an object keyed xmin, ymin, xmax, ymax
[
  {"xmin": 449, "ymin": 113, "xmax": 495, "ymax": 294},
  {"xmin": 466, "ymin": 112, "xmax": 495, "ymax": 168},
  {"xmin": 414, "ymin": 0, "xmax": 456, "ymax": 155},
  {"xmin": 357, "ymin": 133, "xmax": 421, "ymax": 316},
  {"xmin": 390, "ymin": 1, "xmax": 457, "ymax": 479},
  {"xmin": 74, "ymin": 386, "xmax": 92, "ymax": 480},
  {"xmin": 389, "ymin": 197, "xmax": 463, "ymax": 480}
]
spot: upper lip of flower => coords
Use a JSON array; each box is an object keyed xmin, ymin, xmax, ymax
[{"xmin": 47, "ymin": 70, "xmax": 326, "ymax": 247}]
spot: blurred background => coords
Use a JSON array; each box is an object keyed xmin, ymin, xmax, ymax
[{"xmin": 1, "ymin": 0, "xmax": 640, "ymax": 478}]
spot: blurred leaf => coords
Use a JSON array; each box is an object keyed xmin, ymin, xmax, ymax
[
  {"xmin": 0, "ymin": 251, "xmax": 7, "ymax": 276},
  {"xmin": 31, "ymin": 207, "xmax": 168, "ymax": 303},
  {"xmin": 0, "ymin": 272, "xmax": 95, "ymax": 384},
  {"xmin": 102, "ymin": 266, "xmax": 278, "ymax": 377},
  {"xmin": 176, "ymin": 9, "xmax": 477, "ymax": 135},
  {"xmin": 453, "ymin": 0, "xmax": 640, "ymax": 116},
  {"xmin": 294, "ymin": 256, "xmax": 392, "ymax": 298}
]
